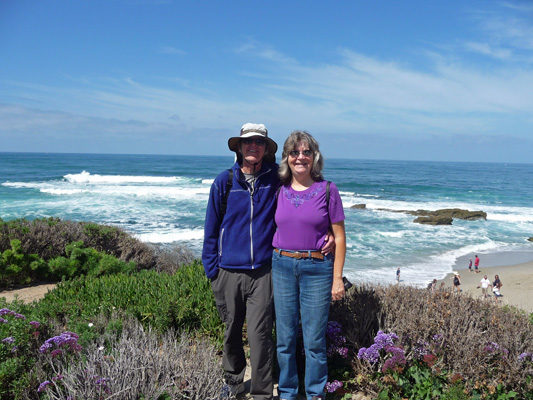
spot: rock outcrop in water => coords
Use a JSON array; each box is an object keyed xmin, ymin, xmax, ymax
[
  {"xmin": 349, "ymin": 206, "xmax": 487, "ymax": 226},
  {"xmin": 413, "ymin": 216, "xmax": 453, "ymax": 225}
]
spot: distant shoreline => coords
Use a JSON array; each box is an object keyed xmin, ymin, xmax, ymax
[{"xmin": 437, "ymin": 253, "xmax": 533, "ymax": 312}]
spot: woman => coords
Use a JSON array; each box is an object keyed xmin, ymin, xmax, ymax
[
  {"xmin": 493, "ymin": 274, "xmax": 503, "ymax": 303},
  {"xmin": 272, "ymin": 130, "xmax": 346, "ymax": 400}
]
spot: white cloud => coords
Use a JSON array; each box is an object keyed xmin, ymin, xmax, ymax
[
  {"xmin": 464, "ymin": 42, "xmax": 512, "ymax": 59},
  {"xmin": 159, "ymin": 45, "xmax": 185, "ymax": 56}
]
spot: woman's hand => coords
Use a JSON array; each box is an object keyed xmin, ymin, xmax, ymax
[{"xmin": 331, "ymin": 276, "xmax": 345, "ymax": 301}]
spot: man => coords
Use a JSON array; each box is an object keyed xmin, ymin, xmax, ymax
[
  {"xmin": 479, "ymin": 274, "xmax": 491, "ymax": 299},
  {"xmin": 202, "ymin": 123, "xmax": 279, "ymax": 400}
]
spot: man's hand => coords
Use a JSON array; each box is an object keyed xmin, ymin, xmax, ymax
[{"xmin": 321, "ymin": 230, "xmax": 336, "ymax": 255}]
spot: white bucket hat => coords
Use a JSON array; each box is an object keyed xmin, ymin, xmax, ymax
[{"xmin": 228, "ymin": 123, "xmax": 278, "ymax": 164}]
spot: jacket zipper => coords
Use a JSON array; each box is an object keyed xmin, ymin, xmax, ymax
[
  {"xmin": 249, "ymin": 190, "xmax": 254, "ymax": 268},
  {"xmin": 219, "ymin": 228, "xmax": 224, "ymax": 256},
  {"xmin": 236, "ymin": 166, "xmax": 271, "ymax": 269}
]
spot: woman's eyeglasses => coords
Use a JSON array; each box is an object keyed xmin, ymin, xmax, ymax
[
  {"xmin": 241, "ymin": 138, "xmax": 267, "ymax": 146},
  {"xmin": 289, "ymin": 150, "xmax": 313, "ymax": 158}
]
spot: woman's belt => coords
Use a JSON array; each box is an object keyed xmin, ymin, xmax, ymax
[{"xmin": 274, "ymin": 248, "xmax": 324, "ymax": 260}]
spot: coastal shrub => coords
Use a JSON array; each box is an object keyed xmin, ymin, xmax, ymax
[
  {"xmin": 329, "ymin": 284, "xmax": 533, "ymax": 398},
  {"xmin": 0, "ymin": 239, "xmax": 48, "ymax": 287},
  {"xmin": 152, "ymin": 242, "xmax": 196, "ymax": 274},
  {"xmin": 33, "ymin": 316, "xmax": 226, "ymax": 400},
  {"xmin": 0, "ymin": 218, "xmax": 156, "ymax": 270},
  {"xmin": 35, "ymin": 261, "xmax": 223, "ymax": 346},
  {"xmin": 48, "ymin": 241, "xmax": 136, "ymax": 280},
  {"xmin": 0, "ymin": 240, "xmax": 136, "ymax": 289}
]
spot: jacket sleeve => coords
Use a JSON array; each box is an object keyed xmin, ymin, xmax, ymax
[{"xmin": 202, "ymin": 178, "xmax": 223, "ymax": 279}]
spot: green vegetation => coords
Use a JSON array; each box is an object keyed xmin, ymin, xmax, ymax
[{"xmin": 1, "ymin": 218, "xmax": 533, "ymax": 399}]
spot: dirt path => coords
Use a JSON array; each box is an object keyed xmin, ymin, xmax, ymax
[{"xmin": 0, "ymin": 283, "xmax": 57, "ymax": 303}]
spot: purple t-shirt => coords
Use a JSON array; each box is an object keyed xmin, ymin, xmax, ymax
[{"xmin": 272, "ymin": 180, "xmax": 345, "ymax": 251}]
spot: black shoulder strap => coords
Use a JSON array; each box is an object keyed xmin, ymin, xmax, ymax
[
  {"xmin": 326, "ymin": 181, "xmax": 331, "ymax": 224},
  {"xmin": 220, "ymin": 169, "xmax": 233, "ymax": 220},
  {"xmin": 326, "ymin": 181, "xmax": 331, "ymax": 208}
]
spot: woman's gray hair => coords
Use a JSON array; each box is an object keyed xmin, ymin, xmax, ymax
[{"xmin": 278, "ymin": 130, "xmax": 324, "ymax": 185}]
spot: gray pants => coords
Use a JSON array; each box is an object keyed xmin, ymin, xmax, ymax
[{"xmin": 211, "ymin": 264, "xmax": 273, "ymax": 400}]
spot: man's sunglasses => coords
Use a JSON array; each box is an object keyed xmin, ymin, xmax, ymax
[
  {"xmin": 241, "ymin": 138, "xmax": 267, "ymax": 146},
  {"xmin": 289, "ymin": 150, "xmax": 313, "ymax": 158}
]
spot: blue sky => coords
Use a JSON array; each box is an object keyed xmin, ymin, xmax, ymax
[{"xmin": 1, "ymin": 0, "xmax": 532, "ymax": 163}]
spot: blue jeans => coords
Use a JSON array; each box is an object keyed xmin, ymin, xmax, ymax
[{"xmin": 272, "ymin": 250, "xmax": 333, "ymax": 400}]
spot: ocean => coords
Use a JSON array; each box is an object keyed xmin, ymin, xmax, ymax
[{"xmin": 1, "ymin": 152, "xmax": 533, "ymax": 287}]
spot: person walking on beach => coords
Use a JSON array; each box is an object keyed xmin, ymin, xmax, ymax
[
  {"xmin": 493, "ymin": 274, "xmax": 503, "ymax": 303},
  {"xmin": 272, "ymin": 130, "xmax": 346, "ymax": 400},
  {"xmin": 468, "ymin": 258, "xmax": 473, "ymax": 272},
  {"xmin": 475, "ymin": 255, "xmax": 480, "ymax": 273},
  {"xmin": 451, "ymin": 271, "xmax": 461, "ymax": 293},
  {"xmin": 396, "ymin": 267, "xmax": 400, "ymax": 284},
  {"xmin": 478, "ymin": 274, "xmax": 491, "ymax": 299}
]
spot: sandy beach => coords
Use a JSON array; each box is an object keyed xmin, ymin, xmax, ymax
[{"xmin": 437, "ymin": 257, "xmax": 533, "ymax": 312}]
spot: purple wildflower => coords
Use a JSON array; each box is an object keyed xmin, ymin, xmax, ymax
[
  {"xmin": 374, "ymin": 331, "xmax": 398, "ymax": 350},
  {"xmin": 52, "ymin": 374, "xmax": 64, "ymax": 382},
  {"xmin": 413, "ymin": 339, "xmax": 431, "ymax": 359},
  {"xmin": 0, "ymin": 318, "xmax": 8, "ymax": 324},
  {"xmin": 325, "ymin": 321, "xmax": 349, "ymax": 358},
  {"xmin": 325, "ymin": 380, "xmax": 343, "ymax": 393},
  {"xmin": 29, "ymin": 321, "xmax": 41, "ymax": 328},
  {"xmin": 519, "ymin": 352, "xmax": 533, "ymax": 362},
  {"xmin": 385, "ymin": 345, "xmax": 405, "ymax": 356},
  {"xmin": 14, "ymin": 313, "xmax": 26, "ymax": 320},
  {"xmin": 51, "ymin": 349, "xmax": 64, "ymax": 358},
  {"xmin": 432, "ymin": 333, "xmax": 443, "ymax": 342},
  {"xmin": 0, "ymin": 308, "xmax": 14, "ymax": 316},
  {"xmin": 382, "ymin": 354, "xmax": 407, "ymax": 373},
  {"xmin": 2, "ymin": 337, "xmax": 15, "ymax": 345},
  {"xmin": 94, "ymin": 377, "xmax": 112, "ymax": 394},
  {"xmin": 40, "ymin": 331, "xmax": 82, "ymax": 354},
  {"xmin": 38, "ymin": 380, "xmax": 52, "ymax": 392},
  {"xmin": 358, "ymin": 343, "xmax": 381, "ymax": 363}
]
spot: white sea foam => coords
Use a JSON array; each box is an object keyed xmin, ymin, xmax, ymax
[
  {"xmin": 40, "ymin": 188, "xmax": 87, "ymax": 195},
  {"xmin": 135, "ymin": 229, "xmax": 204, "ymax": 243},
  {"xmin": 377, "ymin": 231, "xmax": 406, "ymax": 238},
  {"xmin": 64, "ymin": 171, "xmax": 192, "ymax": 185},
  {"xmin": 2, "ymin": 182, "xmax": 41, "ymax": 189}
]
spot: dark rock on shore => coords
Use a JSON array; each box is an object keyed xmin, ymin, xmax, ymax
[
  {"xmin": 357, "ymin": 206, "xmax": 486, "ymax": 225},
  {"xmin": 403, "ymin": 208, "xmax": 487, "ymax": 220},
  {"xmin": 413, "ymin": 216, "xmax": 453, "ymax": 225},
  {"xmin": 528, "ymin": 237, "xmax": 533, "ymax": 242}
]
